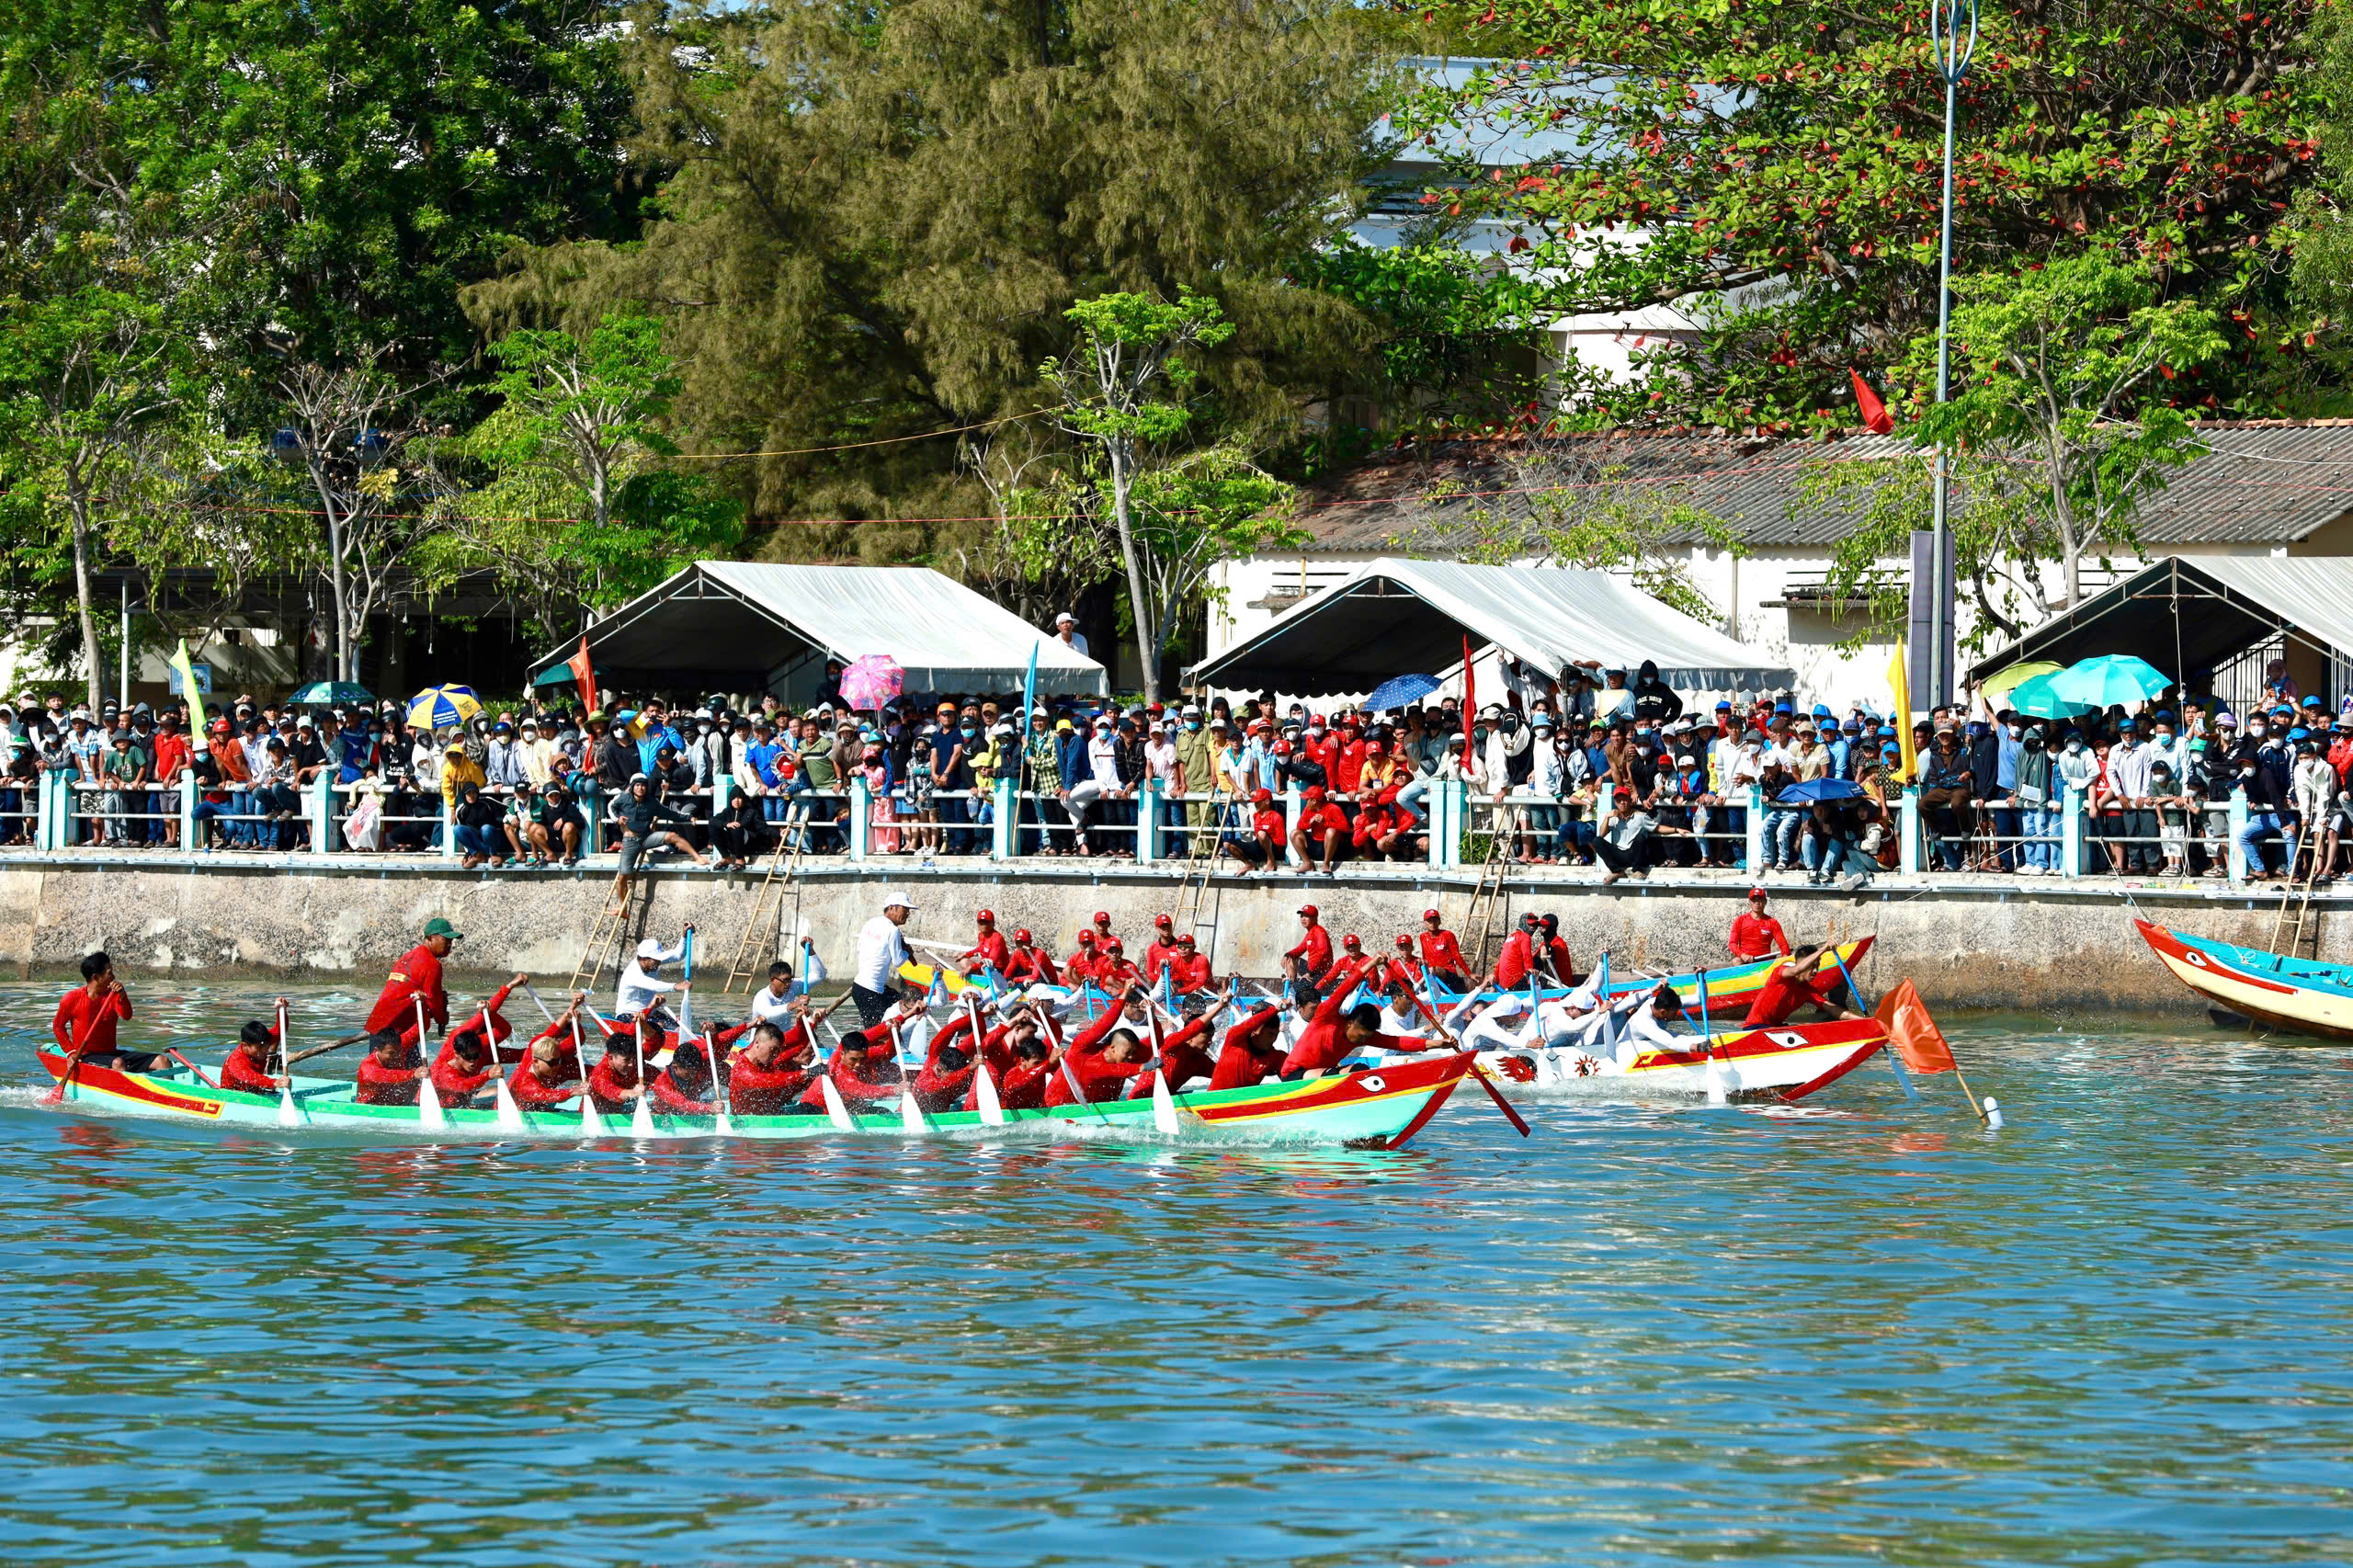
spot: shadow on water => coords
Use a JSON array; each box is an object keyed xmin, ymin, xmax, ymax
[{"xmin": 1, "ymin": 984, "xmax": 2350, "ymax": 1565}]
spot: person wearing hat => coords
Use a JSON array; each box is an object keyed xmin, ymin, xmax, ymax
[
  {"xmin": 616, "ymin": 927, "xmax": 695, "ymax": 1031},
  {"xmin": 1050, "ymin": 610, "xmax": 1088, "ymax": 658},
  {"xmin": 1172, "ymin": 704, "xmax": 1216, "ymax": 849},
  {"xmin": 1220, "ymin": 786, "xmax": 1288, "ymax": 874},
  {"xmin": 1283, "ymin": 903, "xmax": 1336, "ymax": 984},
  {"xmin": 1000, "ymin": 926, "xmax": 1061, "ymax": 986},
  {"xmin": 363, "ymin": 916, "xmax": 461, "ymax": 1042},
  {"xmin": 851, "ymin": 890, "xmax": 916, "ymax": 1026},
  {"xmin": 1290, "ymin": 784, "xmax": 1351, "ymax": 874},
  {"xmin": 1139, "ymin": 913, "xmax": 1180, "ymax": 989},
  {"xmin": 1414, "ymin": 909, "xmax": 1469, "ymax": 993},
  {"xmin": 958, "ymin": 908, "xmax": 1011, "ymax": 978},
  {"xmin": 1730, "ymin": 888, "xmax": 1791, "ymax": 961}
]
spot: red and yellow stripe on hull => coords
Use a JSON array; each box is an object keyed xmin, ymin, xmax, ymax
[
  {"xmin": 2134, "ymin": 919, "xmax": 2353, "ymax": 1041},
  {"xmin": 35, "ymin": 1051, "xmax": 224, "ymax": 1119}
]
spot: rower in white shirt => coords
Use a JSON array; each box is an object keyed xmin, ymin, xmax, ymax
[
  {"xmin": 745, "ymin": 961, "xmax": 804, "ymax": 1028},
  {"xmin": 616, "ymin": 930, "xmax": 692, "ymax": 1029}
]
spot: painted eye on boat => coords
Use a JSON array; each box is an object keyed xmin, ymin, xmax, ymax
[{"xmin": 1357, "ymin": 1075, "xmax": 1386, "ymax": 1093}]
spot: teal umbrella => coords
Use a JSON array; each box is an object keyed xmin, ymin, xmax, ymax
[
  {"xmin": 288, "ymin": 680, "xmax": 374, "ymax": 707},
  {"xmin": 2048, "ymin": 654, "xmax": 2170, "ymax": 710},
  {"xmin": 2004, "ymin": 671, "xmax": 2097, "ymax": 721}
]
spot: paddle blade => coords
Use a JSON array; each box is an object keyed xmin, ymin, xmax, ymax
[
  {"xmin": 631, "ymin": 1091, "xmax": 656, "ymax": 1138},
  {"xmin": 899, "ymin": 1088, "xmax": 926, "ymax": 1134},
  {"xmin": 973, "ymin": 1061, "xmax": 1006, "ymax": 1126},
  {"xmin": 494, "ymin": 1075, "xmax": 524, "ymax": 1131},
  {"xmin": 42, "ymin": 1064, "xmax": 70, "ymax": 1106},
  {"xmin": 1703, "ymin": 1055, "xmax": 1729, "ymax": 1106},
  {"xmin": 1152, "ymin": 1069, "xmax": 1180, "ymax": 1136},
  {"xmin": 820, "ymin": 1073, "xmax": 855, "ymax": 1131},
  {"xmin": 417, "ymin": 1074, "xmax": 447, "ymax": 1131},
  {"xmin": 1874, "ymin": 981, "xmax": 1956, "ymax": 1074},
  {"xmin": 579, "ymin": 1092, "xmax": 605, "ymax": 1139},
  {"xmin": 277, "ymin": 1078, "xmax": 301, "ymax": 1127}
]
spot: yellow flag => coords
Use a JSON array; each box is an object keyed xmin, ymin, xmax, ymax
[
  {"xmin": 1888, "ymin": 641, "xmax": 1916, "ymax": 785},
  {"xmin": 167, "ymin": 640, "xmax": 207, "ymax": 733}
]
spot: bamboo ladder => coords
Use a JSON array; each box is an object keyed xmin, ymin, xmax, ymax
[
  {"xmin": 1170, "ymin": 783, "xmax": 1231, "ymax": 962},
  {"xmin": 570, "ymin": 872, "xmax": 654, "ymax": 994},
  {"xmin": 724, "ymin": 823, "xmax": 811, "ymax": 994},
  {"xmin": 2267, "ymin": 821, "xmax": 2325, "ymax": 963},
  {"xmin": 1462, "ymin": 802, "xmax": 1516, "ymax": 976}
]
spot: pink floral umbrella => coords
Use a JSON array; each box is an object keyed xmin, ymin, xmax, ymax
[{"xmin": 839, "ymin": 653, "xmax": 904, "ymax": 711}]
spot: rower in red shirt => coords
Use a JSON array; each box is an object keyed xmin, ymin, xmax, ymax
[
  {"xmin": 586, "ymin": 1037, "xmax": 651, "ymax": 1114},
  {"xmin": 1290, "ymin": 786, "xmax": 1351, "ymax": 873},
  {"xmin": 1141, "ymin": 915, "xmax": 1180, "ymax": 985},
  {"xmin": 429, "ymin": 1030, "xmax": 502, "ymax": 1106},
  {"xmin": 1122, "ymin": 1000, "xmax": 1218, "ymax": 1096},
  {"xmin": 51, "ymin": 951, "xmax": 153, "ymax": 1069},
  {"xmin": 800, "ymin": 1006, "xmax": 918, "ymax": 1111},
  {"xmin": 1740, "ymin": 946, "xmax": 1866, "ymax": 1028},
  {"xmin": 363, "ymin": 916, "xmax": 460, "ymax": 1039},
  {"xmin": 1386, "ymin": 934, "xmax": 1427, "ymax": 992},
  {"xmin": 1063, "ymin": 930, "xmax": 1100, "ymax": 986},
  {"xmin": 1001, "ymin": 927, "xmax": 1061, "ymax": 986},
  {"xmin": 1087, "ymin": 909, "xmax": 1120, "ymax": 956},
  {"xmin": 1418, "ymin": 910, "xmax": 1470, "ymax": 992},
  {"xmin": 1042, "ymin": 985, "xmax": 1154, "ymax": 1106},
  {"xmin": 958, "ymin": 909, "xmax": 1012, "ymax": 977},
  {"xmin": 218, "ymin": 1017, "xmax": 285, "ymax": 1096},
  {"xmin": 1094, "ymin": 937, "xmax": 1141, "ymax": 990},
  {"xmin": 1164, "ymin": 932, "xmax": 1213, "ymax": 993},
  {"xmin": 724, "ymin": 1021, "xmax": 823, "ymax": 1115},
  {"xmin": 1207, "ymin": 1000, "xmax": 1289, "ymax": 1091},
  {"xmin": 1729, "ymin": 888, "xmax": 1793, "ymax": 961},
  {"xmin": 1493, "ymin": 913, "xmax": 1540, "ymax": 989},
  {"xmin": 959, "ymin": 1006, "xmax": 1063, "ymax": 1111},
  {"xmin": 508, "ymin": 1035, "xmax": 583, "ymax": 1109},
  {"xmin": 1283, "ymin": 903, "xmax": 1334, "ymax": 984},
  {"xmin": 441, "ymin": 971, "xmax": 529, "ymax": 1063},
  {"xmin": 1280, "ymin": 955, "xmax": 1429, "ymax": 1077},
  {"xmin": 355, "ymin": 1028, "xmax": 427, "ymax": 1105},
  {"xmin": 907, "ymin": 1013, "xmax": 982, "ymax": 1113},
  {"xmin": 649, "ymin": 1036, "xmax": 723, "ymax": 1116}
]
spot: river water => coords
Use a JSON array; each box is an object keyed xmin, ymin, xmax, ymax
[{"xmin": 1, "ymin": 980, "xmax": 2347, "ymax": 1566}]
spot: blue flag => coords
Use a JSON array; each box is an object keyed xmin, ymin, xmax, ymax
[{"xmin": 1023, "ymin": 641, "xmax": 1039, "ymax": 740}]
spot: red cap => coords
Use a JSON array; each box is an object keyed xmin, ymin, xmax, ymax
[
  {"xmin": 1013, "ymin": 927, "xmax": 1031, "ymax": 943},
  {"xmin": 977, "ymin": 908, "xmax": 995, "ymax": 924},
  {"xmin": 1299, "ymin": 903, "xmax": 1319, "ymax": 918},
  {"xmin": 1104, "ymin": 937, "xmax": 1124, "ymax": 953},
  {"xmin": 1176, "ymin": 933, "xmax": 1196, "ymax": 946},
  {"xmin": 1343, "ymin": 934, "xmax": 1363, "ymax": 949},
  {"xmin": 1305, "ymin": 785, "xmax": 1326, "ymax": 801},
  {"xmin": 1093, "ymin": 911, "xmax": 1111, "ymax": 926},
  {"xmin": 1154, "ymin": 914, "xmax": 1172, "ymax": 928},
  {"xmin": 1252, "ymin": 788, "xmax": 1273, "ymax": 804},
  {"xmin": 1077, "ymin": 931, "xmax": 1096, "ymax": 947},
  {"xmin": 1395, "ymin": 935, "xmax": 1413, "ymax": 949},
  {"xmin": 1423, "ymin": 908, "xmax": 1441, "ymax": 922},
  {"xmin": 1748, "ymin": 886, "xmax": 1768, "ymax": 900}
]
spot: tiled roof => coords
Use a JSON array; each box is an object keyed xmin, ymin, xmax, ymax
[{"xmin": 1294, "ymin": 421, "xmax": 2353, "ymax": 555}]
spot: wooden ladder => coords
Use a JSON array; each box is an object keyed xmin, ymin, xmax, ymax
[
  {"xmin": 1462, "ymin": 811, "xmax": 1515, "ymax": 977},
  {"xmin": 570, "ymin": 873, "xmax": 653, "ymax": 994},
  {"xmin": 724, "ymin": 826, "xmax": 809, "ymax": 994},
  {"xmin": 2268, "ymin": 824, "xmax": 2323, "ymax": 962},
  {"xmin": 1171, "ymin": 786, "xmax": 1229, "ymax": 964}
]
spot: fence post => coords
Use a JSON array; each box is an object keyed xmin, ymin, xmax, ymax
[
  {"xmin": 34, "ymin": 771, "xmax": 52, "ymax": 853},
  {"xmin": 309, "ymin": 773, "xmax": 333, "ymax": 854},
  {"xmin": 1745, "ymin": 784, "xmax": 1766, "ymax": 871},
  {"xmin": 1284, "ymin": 784, "xmax": 1304, "ymax": 868},
  {"xmin": 180, "ymin": 773, "xmax": 196, "ymax": 851},
  {"xmin": 1137, "ymin": 780, "xmax": 1160, "ymax": 865},
  {"xmin": 992, "ymin": 778, "xmax": 1017, "ymax": 860},
  {"xmin": 848, "ymin": 776, "xmax": 871, "ymax": 860},
  {"xmin": 1426, "ymin": 782, "xmax": 1448, "ymax": 869},
  {"xmin": 440, "ymin": 790, "xmax": 458, "ymax": 860},
  {"xmin": 2228, "ymin": 786, "xmax": 2249, "ymax": 884},
  {"xmin": 1898, "ymin": 786, "xmax": 1921, "ymax": 876},
  {"xmin": 2061, "ymin": 784, "xmax": 2085, "ymax": 879}
]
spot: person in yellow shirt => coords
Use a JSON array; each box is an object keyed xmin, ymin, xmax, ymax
[{"xmin": 440, "ymin": 743, "xmax": 487, "ymax": 807}]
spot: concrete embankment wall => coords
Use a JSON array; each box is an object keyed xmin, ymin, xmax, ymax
[{"xmin": 1, "ymin": 852, "xmax": 2344, "ymax": 1011}]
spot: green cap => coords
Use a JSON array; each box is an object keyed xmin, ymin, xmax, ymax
[{"xmin": 424, "ymin": 916, "xmax": 463, "ymax": 941}]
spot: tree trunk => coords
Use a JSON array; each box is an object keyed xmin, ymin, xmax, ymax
[
  {"xmin": 68, "ymin": 487, "xmax": 103, "ymax": 711},
  {"xmin": 1108, "ymin": 438, "xmax": 1159, "ymax": 702}
]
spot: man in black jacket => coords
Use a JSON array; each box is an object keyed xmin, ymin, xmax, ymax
[
  {"xmin": 607, "ymin": 774, "xmax": 708, "ymax": 914},
  {"xmin": 1629, "ymin": 660, "xmax": 1684, "ymax": 726}
]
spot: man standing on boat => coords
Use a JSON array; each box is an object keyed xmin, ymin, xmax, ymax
[
  {"xmin": 51, "ymin": 951, "xmax": 158, "ymax": 1071},
  {"xmin": 365, "ymin": 917, "xmax": 459, "ymax": 1040},
  {"xmin": 851, "ymin": 891, "xmax": 915, "ymax": 1027},
  {"xmin": 1729, "ymin": 889, "xmax": 1791, "ymax": 962},
  {"xmin": 616, "ymin": 929, "xmax": 693, "ymax": 1032}
]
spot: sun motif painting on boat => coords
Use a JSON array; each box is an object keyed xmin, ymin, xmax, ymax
[{"xmin": 28, "ymin": 1045, "xmax": 1482, "ymax": 1151}]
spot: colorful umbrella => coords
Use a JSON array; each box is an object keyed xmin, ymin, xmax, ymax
[
  {"xmin": 839, "ymin": 654, "xmax": 904, "ymax": 711},
  {"xmin": 2048, "ymin": 654, "xmax": 2170, "ymax": 710},
  {"xmin": 1980, "ymin": 661, "xmax": 2061, "ymax": 699},
  {"xmin": 1366, "ymin": 673, "xmax": 1441, "ymax": 711},
  {"xmin": 407, "ymin": 684, "xmax": 483, "ymax": 731},
  {"xmin": 2003, "ymin": 671, "xmax": 2097, "ymax": 721},
  {"xmin": 288, "ymin": 680, "xmax": 374, "ymax": 707}
]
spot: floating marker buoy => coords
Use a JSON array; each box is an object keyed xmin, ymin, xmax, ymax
[{"xmin": 1983, "ymin": 1095, "xmax": 2004, "ymax": 1130}]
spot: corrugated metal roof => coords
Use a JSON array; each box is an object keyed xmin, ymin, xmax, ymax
[{"xmin": 1295, "ymin": 422, "xmax": 2353, "ymax": 555}]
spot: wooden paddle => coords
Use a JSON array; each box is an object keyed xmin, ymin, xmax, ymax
[
  {"xmin": 42, "ymin": 986, "xmax": 109, "ymax": 1105},
  {"xmin": 286, "ymin": 1029, "xmax": 373, "ymax": 1068},
  {"xmin": 1402, "ymin": 985, "xmax": 1531, "ymax": 1138}
]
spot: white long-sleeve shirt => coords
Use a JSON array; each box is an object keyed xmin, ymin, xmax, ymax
[
  {"xmin": 616, "ymin": 944, "xmax": 684, "ymax": 1018},
  {"xmin": 855, "ymin": 915, "xmax": 910, "ymax": 992}
]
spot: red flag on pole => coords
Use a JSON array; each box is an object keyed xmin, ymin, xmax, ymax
[
  {"xmin": 567, "ymin": 635, "xmax": 600, "ymax": 717},
  {"xmin": 1873, "ymin": 979, "xmax": 1955, "ymax": 1073},
  {"xmin": 1850, "ymin": 369, "xmax": 1895, "ymax": 435},
  {"xmin": 1461, "ymin": 633, "xmax": 1479, "ymax": 781}
]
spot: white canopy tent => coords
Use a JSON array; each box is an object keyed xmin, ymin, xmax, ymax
[
  {"xmin": 531, "ymin": 562, "xmax": 1107, "ymax": 702},
  {"xmin": 1188, "ymin": 557, "xmax": 1795, "ymax": 696}
]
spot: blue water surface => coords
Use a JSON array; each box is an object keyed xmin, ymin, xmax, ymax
[{"xmin": 1, "ymin": 981, "xmax": 2348, "ymax": 1567}]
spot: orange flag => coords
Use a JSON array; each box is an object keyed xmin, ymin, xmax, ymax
[
  {"xmin": 567, "ymin": 635, "xmax": 599, "ymax": 717},
  {"xmin": 1873, "ymin": 980, "xmax": 1954, "ymax": 1074}
]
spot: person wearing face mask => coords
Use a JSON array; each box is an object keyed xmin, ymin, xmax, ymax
[
  {"xmin": 2290, "ymin": 735, "xmax": 2339, "ymax": 884},
  {"xmin": 2104, "ymin": 720, "xmax": 2158, "ymax": 875},
  {"xmin": 2008, "ymin": 722, "xmax": 2053, "ymax": 874},
  {"xmin": 2233, "ymin": 735, "xmax": 2291, "ymax": 881}
]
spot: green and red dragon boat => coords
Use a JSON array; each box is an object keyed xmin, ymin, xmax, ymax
[{"xmin": 28, "ymin": 1043, "xmax": 1482, "ymax": 1150}]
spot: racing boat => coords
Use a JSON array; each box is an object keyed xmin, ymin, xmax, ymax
[
  {"xmin": 1436, "ymin": 1017, "xmax": 1891, "ymax": 1100},
  {"xmin": 26, "ymin": 1042, "xmax": 1481, "ymax": 1151},
  {"xmin": 2133, "ymin": 919, "xmax": 2353, "ymax": 1041},
  {"xmin": 1427, "ymin": 936, "xmax": 1876, "ymax": 1015}
]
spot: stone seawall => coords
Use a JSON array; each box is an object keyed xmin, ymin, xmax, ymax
[{"xmin": 2, "ymin": 851, "xmax": 2342, "ymax": 1011}]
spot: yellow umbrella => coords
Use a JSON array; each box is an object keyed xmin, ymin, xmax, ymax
[{"xmin": 1981, "ymin": 661, "xmax": 2061, "ymax": 699}]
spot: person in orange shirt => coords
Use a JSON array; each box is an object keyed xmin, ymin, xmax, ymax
[
  {"xmin": 51, "ymin": 951, "xmax": 153, "ymax": 1070},
  {"xmin": 1729, "ymin": 887, "xmax": 1793, "ymax": 961}
]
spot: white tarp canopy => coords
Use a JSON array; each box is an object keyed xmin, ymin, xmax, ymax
[
  {"xmin": 531, "ymin": 562, "xmax": 1107, "ymax": 699},
  {"xmin": 1965, "ymin": 556, "xmax": 2353, "ymax": 682},
  {"xmin": 1188, "ymin": 556, "xmax": 1795, "ymax": 695}
]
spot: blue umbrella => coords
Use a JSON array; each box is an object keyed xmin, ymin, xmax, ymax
[
  {"xmin": 1365, "ymin": 673, "xmax": 1441, "ymax": 711},
  {"xmin": 2048, "ymin": 654, "xmax": 2170, "ymax": 710},
  {"xmin": 2004, "ymin": 671, "xmax": 2097, "ymax": 721},
  {"xmin": 1775, "ymin": 778, "xmax": 1866, "ymax": 806},
  {"xmin": 288, "ymin": 680, "xmax": 374, "ymax": 707}
]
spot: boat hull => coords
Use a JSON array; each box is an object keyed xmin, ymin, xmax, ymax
[
  {"xmin": 2133, "ymin": 919, "xmax": 2353, "ymax": 1042},
  {"xmin": 28, "ymin": 1046, "xmax": 1475, "ymax": 1152},
  {"xmin": 1452, "ymin": 1017, "xmax": 1889, "ymax": 1100}
]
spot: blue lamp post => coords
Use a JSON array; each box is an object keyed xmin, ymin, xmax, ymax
[{"xmin": 1923, "ymin": 0, "xmax": 1977, "ymax": 707}]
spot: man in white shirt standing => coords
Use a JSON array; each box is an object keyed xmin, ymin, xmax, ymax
[
  {"xmin": 1051, "ymin": 611, "xmax": 1089, "ymax": 658},
  {"xmin": 852, "ymin": 889, "xmax": 915, "ymax": 1026}
]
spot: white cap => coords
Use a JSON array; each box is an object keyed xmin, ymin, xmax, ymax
[
  {"xmin": 1054, "ymin": 611, "xmax": 1076, "ymax": 624},
  {"xmin": 635, "ymin": 938, "xmax": 666, "ymax": 960},
  {"xmin": 880, "ymin": 889, "xmax": 915, "ymax": 910}
]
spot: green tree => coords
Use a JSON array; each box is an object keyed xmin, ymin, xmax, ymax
[
  {"xmin": 1410, "ymin": 0, "xmax": 2324, "ymax": 426},
  {"xmin": 465, "ymin": 0, "xmax": 1396, "ymax": 550},
  {"xmin": 1817, "ymin": 256, "xmax": 2228, "ymax": 643}
]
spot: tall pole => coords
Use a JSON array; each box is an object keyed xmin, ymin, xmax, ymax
[{"xmin": 1927, "ymin": 0, "xmax": 1976, "ymax": 710}]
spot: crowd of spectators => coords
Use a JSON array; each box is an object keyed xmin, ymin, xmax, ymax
[{"xmin": 2, "ymin": 653, "xmax": 2341, "ymax": 885}]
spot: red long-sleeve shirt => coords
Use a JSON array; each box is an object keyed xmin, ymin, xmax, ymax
[
  {"xmin": 1350, "ymin": 806, "xmax": 1397, "ymax": 848},
  {"xmin": 1141, "ymin": 938, "xmax": 1179, "ymax": 984},
  {"xmin": 1281, "ymin": 957, "xmax": 1395, "ymax": 1077},
  {"xmin": 961, "ymin": 930, "xmax": 1010, "ymax": 972},
  {"xmin": 1122, "ymin": 1012, "xmax": 1214, "ymax": 1097},
  {"xmin": 1003, "ymin": 945, "xmax": 1060, "ymax": 985},
  {"xmin": 508, "ymin": 1064, "xmax": 578, "ymax": 1108},
  {"xmin": 364, "ymin": 942, "xmax": 449, "ymax": 1036},
  {"xmin": 355, "ymin": 1052, "xmax": 422, "ymax": 1105},
  {"xmin": 910, "ymin": 1017, "xmax": 979, "ymax": 1113},
  {"xmin": 219, "ymin": 1042, "xmax": 278, "ymax": 1096},
  {"xmin": 429, "ymin": 1040, "xmax": 500, "ymax": 1102},
  {"xmin": 1165, "ymin": 951, "xmax": 1213, "ymax": 992},
  {"xmin": 1286, "ymin": 924, "xmax": 1334, "ymax": 975},
  {"xmin": 587, "ymin": 1054, "xmax": 642, "ymax": 1114},
  {"xmin": 1494, "ymin": 929, "xmax": 1534, "ymax": 989},
  {"xmin": 799, "ymin": 1018, "xmax": 905, "ymax": 1109},
  {"xmin": 1041, "ymin": 1000, "xmax": 1131, "ymax": 1107},
  {"xmin": 1209, "ymin": 1006, "xmax": 1285, "ymax": 1091},
  {"xmin": 1742, "ymin": 963, "xmax": 1843, "ymax": 1028},
  {"xmin": 651, "ymin": 1070, "xmax": 718, "ymax": 1116},
  {"xmin": 727, "ymin": 1051, "xmax": 816, "ymax": 1115},
  {"xmin": 1419, "ymin": 928, "xmax": 1468, "ymax": 975},
  {"xmin": 52, "ymin": 983, "xmax": 133, "ymax": 1056}
]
